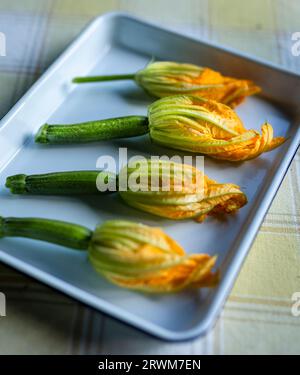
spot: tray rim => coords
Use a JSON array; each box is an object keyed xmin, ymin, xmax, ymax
[{"xmin": 0, "ymin": 11, "xmax": 299, "ymax": 342}]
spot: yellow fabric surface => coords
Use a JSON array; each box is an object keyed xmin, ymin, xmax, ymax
[{"xmin": 0, "ymin": 0, "xmax": 299, "ymax": 354}]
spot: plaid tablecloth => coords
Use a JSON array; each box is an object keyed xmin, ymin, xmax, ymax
[{"xmin": 0, "ymin": 0, "xmax": 299, "ymax": 354}]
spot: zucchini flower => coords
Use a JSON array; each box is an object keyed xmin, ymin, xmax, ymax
[
  {"xmin": 0, "ymin": 216, "xmax": 217, "ymax": 292},
  {"xmin": 148, "ymin": 95, "xmax": 286, "ymax": 161},
  {"xmin": 6, "ymin": 160, "xmax": 247, "ymax": 222},
  {"xmin": 34, "ymin": 95, "xmax": 285, "ymax": 162},
  {"xmin": 119, "ymin": 159, "xmax": 247, "ymax": 221},
  {"xmin": 73, "ymin": 61, "xmax": 260, "ymax": 107}
]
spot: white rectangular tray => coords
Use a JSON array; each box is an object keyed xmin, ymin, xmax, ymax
[{"xmin": 0, "ymin": 13, "xmax": 299, "ymax": 341}]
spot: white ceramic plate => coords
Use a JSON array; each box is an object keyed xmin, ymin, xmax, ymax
[{"xmin": 0, "ymin": 13, "xmax": 299, "ymax": 341}]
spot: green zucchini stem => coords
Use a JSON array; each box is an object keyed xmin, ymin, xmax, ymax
[
  {"xmin": 35, "ymin": 116, "xmax": 149, "ymax": 144},
  {"xmin": 0, "ymin": 216, "xmax": 92, "ymax": 250},
  {"xmin": 5, "ymin": 171, "xmax": 117, "ymax": 195},
  {"xmin": 72, "ymin": 73, "xmax": 135, "ymax": 83}
]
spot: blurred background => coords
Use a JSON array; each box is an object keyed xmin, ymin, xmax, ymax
[{"xmin": 0, "ymin": 0, "xmax": 299, "ymax": 354}]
